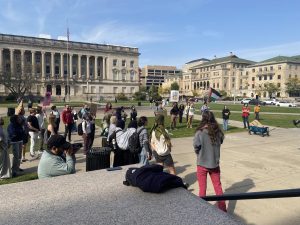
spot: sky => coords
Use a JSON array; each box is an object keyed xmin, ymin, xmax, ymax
[{"xmin": 0, "ymin": 0, "xmax": 300, "ymax": 68}]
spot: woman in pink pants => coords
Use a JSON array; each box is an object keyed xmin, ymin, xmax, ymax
[{"xmin": 193, "ymin": 111, "xmax": 227, "ymax": 212}]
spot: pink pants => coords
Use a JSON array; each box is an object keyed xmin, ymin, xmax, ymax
[{"xmin": 197, "ymin": 165, "xmax": 227, "ymax": 212}]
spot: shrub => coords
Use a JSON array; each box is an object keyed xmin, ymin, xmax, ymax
[{"xmin": 116, "ymin": 93, "xmax": 128, "ymax": 101}]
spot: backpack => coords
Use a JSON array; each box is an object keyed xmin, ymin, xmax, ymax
[
  {"xmin": 78, "ymin": 109, "xmax": 83, "ymax": 119},
  {"xmin": 128, "ymin": 128, "xmax": 145, "ymax": 154},
  {"xmin": 77, "ymin": 122, "xmax": 84, "ymax": 136},
  {"xmin": 123, "ymin": 164, "xmax": 186, "ymax": 193}
]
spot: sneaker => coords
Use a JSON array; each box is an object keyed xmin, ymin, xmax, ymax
[
  {"xmin": 21, "ymin": 158, "xmax": 28, "ymax": 162},
  {"xmin": 30, "ymin": 153, "xmax": 36, "ymax": 158},
  {"xmin": 19, "ymin": 168, "xmax": 24, "ymax": 172},
  {"xmin": 12, "ymin": 172, "xmax": 17, "ymax": 178}
]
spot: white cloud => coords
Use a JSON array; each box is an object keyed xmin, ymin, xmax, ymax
[
  {"xmin": 201, "ymin": 30, "xmax": 223, "ymax": 39},
  {"xmin": 79, "ymin": 21, "xmax": 171, "ymax": 46}
]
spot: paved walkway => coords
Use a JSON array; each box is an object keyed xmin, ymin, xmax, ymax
[{"xmin": 3, "ymin": 106, "xmax": 300, "ymax": 225}]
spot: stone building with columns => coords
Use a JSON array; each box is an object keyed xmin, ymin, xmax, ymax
[{"xmin": 0, "ymin": 33, "xmax": 140, "ymax": 100}]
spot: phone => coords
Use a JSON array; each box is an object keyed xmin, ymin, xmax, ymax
[{"xmin": 106, "ymin": 167, "xmax": 122, "ymax": 171}]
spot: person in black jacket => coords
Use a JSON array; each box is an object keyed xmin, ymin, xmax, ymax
[
  {"xmin": 222, "ymin": 105, "xmax": 231, "ymax": 131},
  {"xmin": 178, "ymin": 104, "xmax": 185, "ymax": 123},
  {"xmin": 170, "ymin": 102, "xmax": 179, "ymax": 130}
]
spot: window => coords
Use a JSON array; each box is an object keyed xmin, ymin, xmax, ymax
[
  {"xmin": 259, "ymin": 68, "xmax": 262, "ymax": 72},
  {"xmin": 264, "ymin": 67, "xmax": 267, "ymax": 71},
  {"xmin": 122, "ymin": 71, "xmax": 126, "ymax": 81},
  {"xmin": 277, "ymin": 83, "xmax": 281, "ymax": 87},
  {"xmin": 278, "ymin": 75, "xmax": 281, "ymax": 79},
  {"xmin": 289, "ymin": 74, "xmax": 292, "ymax": 78},
  {"xmin": 130, "ymin": 60, "xmax": 134, "ymax": 68},
  {"xmin": 264, "ymin": 75, "xmax": 267, "ymax": 80},
  {"xmin": 46, "ymin": 65, "xmax": 50, "ymax": 74},
  {"xmin": 259, "ymin": 76, "xmax": 262, "ymax": 81},
  {"xmin": 252, "ymin": 69, "xmax": 255, "ymax": 73},
  {"xmin": 113, "ymin": 71, "xmax": 118, "ymax": 80},
  {"xmin": 130, "ymin": 71, "xmax": 134, "ymax": 81},
  {"xmin": 270, "ymin": 66, "xmax": 273, "ymax": 71},
  {"xmin": 252, "ymin": 84, "xmax": 254, "ymax": 88},
  {"xmin": 278, "ymin": 65, "xmax": 281, "ymax": 70},
  {"xmin": 270, "ymin": 75, "xmax": 273, "ymax": 80},
  {"xmin": 252, "ymin": 77, "xmax": 255, "ymax": 81},
  {"xmin": 122, "ymin": 60, "xmax": 126, "ymax": 67},
  {"xmin": 122, "ymin": 87, "xmax": 126, "ymax": 93},
  {"xmin": 113, "ymin": 59, "xmax": 117, "ymax": 67},
  {"xmin": 113, "ymin": 87, "xmax": 118, "ymax": 94},
  {"xmin": 246, "ymin": 71, "xmax": 248, "ymax": 75},
  {"xmin": 55, "ymin": 66, "xmax": 59, "ymax": 75}
]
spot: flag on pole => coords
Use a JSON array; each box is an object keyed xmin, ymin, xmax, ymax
[
  {"xmin": 67, "ymin": 27, "xmax": 70, "ymax": 42},
  {"xmin": 209, "ymin": 87, "xmax": 222, "ymax": 102}
]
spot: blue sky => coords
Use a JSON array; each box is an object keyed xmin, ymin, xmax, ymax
[{"xmin": 0, "ymin": 0, "xmax": 300, "ymax": 67}]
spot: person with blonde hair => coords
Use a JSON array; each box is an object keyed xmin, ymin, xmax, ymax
[
  {"xmin": 45, "ymin": 114, "xmax": 57, "ymax": 142},
  {"xmin": 193, "ymin": 110, "xmax": 226, "ymax": 212}
]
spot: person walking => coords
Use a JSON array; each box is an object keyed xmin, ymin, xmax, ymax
[
  {"xmin": 61, "ymin": 105, "xmax": 74, "ymax": 142},
  {"xmin": 27, "ymin": 108, "xmax": 40, "ymax": 158},
  {"xmin": 150, "ymin": 115, "xmax": 176, "ymax": 175},
  {"xmin": 187, "ymin": 103, "xmax": 195, "ymax": 128},
  {"xmin": 178, "ymin": 104, "xmax": 185, "ymax": 124},
  {"xmin": 193, "ymin": 110, "xmax": 227, "ymax": 212},
  {"xmin": 254, "ymin": 104, "xmax": 260, "ymax": 120},
  {"xmin": 242, "ymin": 103, "xmax": 250, "ymax": 129},
  {"xmin": 7, "ymin": 115, "xmax": 25, "ymax": 177},
  {"xmin": 0, "ymin": 117, "xmax": 11, "ymax": 179},
  {"xmin": 222, "ymin": 105, "xmax": 231, "ymax": 131},
  {"xmin": 170, "ymin": 102, "xmax": 179, "ymax": 130},
  {"xmin": 137, "ymin": 116, "xmax": 152, "ymax": 165}
]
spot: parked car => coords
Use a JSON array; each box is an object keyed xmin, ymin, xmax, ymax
[
  {"xmin": 248, "ymin": 99, "xmax": 266, "ymax": 106},
  {"xmin": 276, "ymin": 101, "xmax": 297, "ymax": 107},
  {"xmin": 263, "ymin": 99, "xmax": 278, "ymax": 105},
  {"xmin": 241, "ymin": 98, "xmax": 252, "ymax": 104}
]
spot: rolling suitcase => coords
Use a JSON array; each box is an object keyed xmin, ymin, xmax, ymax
[{"xmin": 86, "ymin": 147, "xmax": 111, "ymax": 172}]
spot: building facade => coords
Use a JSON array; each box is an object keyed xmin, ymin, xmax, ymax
[
  {"xmin": 141, "ymin": 65, "xmax": 182, "ymax": 89},
  {"xmin": 0, "ymin": 33, "xmax": 140, "ymax": 100}
]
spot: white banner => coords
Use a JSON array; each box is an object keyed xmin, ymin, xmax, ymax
[{"xmin": 170, "ymin": 90, "xmax": 179, "ymax": 102}]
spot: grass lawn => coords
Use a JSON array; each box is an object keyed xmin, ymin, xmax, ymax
[
  {"xmin": 95, "ymin": 116, "xmax": 245, "ymax": 139},
  {"xmin": 212, "ymin": 111, "xmax": 299, "ymax": 128},
  {"xmin": 0, "ymin": 173, "xmax": 38, "ymax": 185},
  {"xmin": 194, "ymin": 102, "xmax": 300, "ymax": 114}
]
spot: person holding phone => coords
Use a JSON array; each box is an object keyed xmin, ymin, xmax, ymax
[{"xmin": 38, "ymin": 135, "xmax": 76, "ymax": 179}]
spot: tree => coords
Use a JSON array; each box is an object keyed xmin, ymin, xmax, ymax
[
  {"xmin": 158, "ymin": 86, "xmax": 170, "ymax": 95},
  {"xmin": 148, "ymin": 85, "xmax": 161, "ymax": 101},
  {"xmin": 0, "ymin": 62, "xmax": 36, "ymax": 99},
  {"xmin": 170, "ymin": 82, "xmax": 179, "ymax": 90},
  {"xmin": 219, "ymin": 90, "xmax": 227, "ymax": 98},
  {"xmin": 263, "ymin": 83, "xmax": 281, "ymax": 98},
  {"xmin": 285, "ymin": 78, "xmax": 300, "ymax": 97}
]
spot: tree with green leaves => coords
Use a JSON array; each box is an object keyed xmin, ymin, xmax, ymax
[
  {"xmin": 285, "ymin": 78, "xmax": 300, "ymax": 97},
  {"xmin": 170, "ymin": 82, "xmax": 179, "ymax": 90},
  {"xmin": 148, "ymin": 85, "xmax": 162, "ymax": 101},
  {"xmin": 263, "ymin": 83, "xmax": 281, "ymax": 98}
]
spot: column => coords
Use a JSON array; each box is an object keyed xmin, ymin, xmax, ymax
[
  {"xmin": 60, "ymin": 53, "xmax": 64, "ymax": 78},
  {"xmin": 31, "ymin": 51, "xmax": 35, "ymax": 75},
  {"xmin": 20, "ymin": 50, "xmax": 25, "ymax": 74},
  {"xmin": 0, "ymin": 48, "xmax": 3, "ymax": 73},
  {"xmin": 10, "ymin": 48, "xmax": 14, "ymax": 75},
  {"xmin": 69, "ymin": 54, "xmax": 73, "ymax": 78},
  {"xmin": 94, "ymin": 56, "xmax": 98, "ymax": 79},
  {"xmin": 41, "ymin": 51, "xmax": 45, "ymax": 79},
  {"xmin": 104, "ymin": 57, "xmax": 108, "ymax": 80},
  {"xmin": 78, "ymin": 54, "xmax": 81, "ymax": 78},
  {"xmin": 86, "ymin": 55, "xmax": 90, "ymax": 79},
  {"xmin": 51, "ymin": 52, "xmax": 55, "ymax": 78}
]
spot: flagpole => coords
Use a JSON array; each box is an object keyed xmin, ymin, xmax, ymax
[{"xmin": 66, "ymin": 23, "xmax": 70, "ymax": 102}]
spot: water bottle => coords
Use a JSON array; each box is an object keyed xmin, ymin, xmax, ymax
[{"xmin": 112, "ymin": 139, "xmax": 117, "ymax": 150}]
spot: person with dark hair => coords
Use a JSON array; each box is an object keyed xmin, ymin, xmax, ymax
[
  {"xmin": 27, "ymin": 108, "xmax": 40, "ymax": 158},
  {"xmin": 130, "ymin": 105, "xmax": 137, "ymax": 121},
  {"xmin": 170, "ymin": 102, "xmax": 179, "ymax": 130},
  {"xmin": 0, "ymin": 117, "xmax": 11, "ymax": 179},
  {"xmin": 150, "ymin": 115, "xmax": 176, "ymax": 175},
  {"xmin": 242, "ymin": 103, "xmax": 250, "ymax": 129},
  {"xmin": 38, "ymin": 135, "xmax": 75, "ymax": 179},
  {"xmin": 36, "ymin": 106, "xmax": 46, "ymax": 153},
  {"xmin": 7, "ymin": 115, "xmax": 25, "ymax": 177},
  {"xmin": 61, "ymin": 105, "xmax": 74, "ymax": 142},
  {"xmin": 193, "ymin": 111, "xmax": 226, "ymax": 212},
  {"xmin": 178, "ymin": 104, "xmax": 185, "ymax": 123},
  {"xmin": 222, "ymin": 105, "xmax": 231, "ymax": 131},
  {"xmin": 51, "ymin": 105, "xmax": 60, "ymax": 133},
  {"xmin": 137, "ymin": 116, "xmax": 152, "ymax": 165},
  {"xmin": 200, "ymin": 101, "xmax": 209, "ymax": 115},
  {"xmin": 82, "ymin": 114, "xmax": 92, "ymax": 155}
]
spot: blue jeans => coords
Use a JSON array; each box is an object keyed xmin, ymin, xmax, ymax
[
  {"xmin": 223, "ymin": 119, "xmax": 229, "ymax": 131},
  {"xmin": 139, "ymin": 148, "xmax": 149, "ymax": 166},
  {"xmin": 11, "ymin": 141, "xmax": 23, "ymax": 174},
  {"xmin": 242, "ymin": 116, "xmax": 250, "ymax": 129}
]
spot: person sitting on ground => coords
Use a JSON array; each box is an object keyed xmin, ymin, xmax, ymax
[
  {"xmin": 150, "ymin": 115, "xmax": 176, "ymax": 175},
  {"xmin": 0, "ymin": 117, "xmax": 11, "ymax": 179},
  {"xmin": 137, "ymin": 116, "xmax": 152, "ymax": 165},
  {"xmin": 38, "ymin": 135, "xmax": 76, "ymax": 179}
]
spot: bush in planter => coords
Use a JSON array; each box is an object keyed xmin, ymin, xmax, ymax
[
  {"xmin": 5, "ymin": 94, "xmax": 17, "ymax": 101},
  {"xmin": 116, "ymin": 93, "xmax": 128, "ymax": 101}
]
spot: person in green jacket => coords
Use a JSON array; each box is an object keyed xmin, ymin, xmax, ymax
[{"xmin": 38, "ymin": 135, "xmax": 76, "ymax": 179}]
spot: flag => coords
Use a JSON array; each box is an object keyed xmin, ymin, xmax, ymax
[
  {"xmin": 43, "ymin": 92, "xmax": 52, "ymax": 106},
  {"xmin": 209, "ymin": 87, "xmax": 222, "ymax": 102}
]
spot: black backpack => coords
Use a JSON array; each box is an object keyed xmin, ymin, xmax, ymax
[
  {"xmin": 123, "ymin": 164, "xmax": 187, "ymax": 193},
  {"xmin": 78, "ymin": 109, "xmax": 83, "ymax": 119},
  {"xmin": 128, "ymin": 128, "xmax": 145, "ymax": 154},
  {"xmin": 78, "ymin": 122, "xmax": 83, "ymax": 136}
]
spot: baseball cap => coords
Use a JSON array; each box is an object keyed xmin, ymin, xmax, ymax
[{"xmin": 47, "ymin": 135, "xmax": 71, "ymax": 150}]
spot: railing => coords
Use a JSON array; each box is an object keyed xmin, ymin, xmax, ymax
[{"xmin": 202, "ymin": 188, "xmax": 300, "ymax": 201}]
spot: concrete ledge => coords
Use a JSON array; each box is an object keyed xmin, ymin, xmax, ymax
[{"xmin": 0, "ymin": 166, "xmax": 242, "ymax": 225}]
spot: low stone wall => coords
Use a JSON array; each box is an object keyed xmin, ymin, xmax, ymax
[{"xmin": 0, "ymin": 166, "xmax": 242, "ymax": 225}]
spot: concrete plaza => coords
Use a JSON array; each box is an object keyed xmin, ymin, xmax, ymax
[{"xmin": 3, "ymin": 106, "xmax": 300, "ymax": 225}]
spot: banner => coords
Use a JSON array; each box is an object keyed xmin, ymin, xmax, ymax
[
  {"xmin": 170, "ymin": 90, "xmax": 179, "ymax": 102},
  {"xmin": 43, "ymin": 92, "xmax": 52, "ymax": 106}
]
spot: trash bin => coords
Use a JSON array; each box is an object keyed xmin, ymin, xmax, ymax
[
  {"xmin": 138, "ymin": 102, "xmax": 141, "ymax": 106},
  {"xmin": 7, "ymin": 108, "xmax": 15, "ymax": 117},
  {"xmin": 86, "ymin": 147, "xmax": 111, "ymax": 171}
]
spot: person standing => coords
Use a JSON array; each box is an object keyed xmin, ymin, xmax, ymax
[
  {"xmin": 7, "ymin": 115, "xmax": 25, "ymax": 177},
  {"xmin": 178, "ymin": 104, "xmax": 185, "ymax": 124},
  {"xmin": 193, "ymin": 111, "xmax": 227, "ymax": 212},
  {"xmin": 82, "ymin": 114, "xmax": 92, "ymax": 155},
  {"xmin": 16, "ymin": 106, "xmax": 29, "ymax": 162},
  {"xmin": 200, "ymin": 102, "xmax": 209, "ymax": 115},
  {"xmin": 51, "ymin": 105, "xmax": 60, "ymax": 134},
  {"xmin": 242, "ymin": 103, "xmax": 250, "ymax": 129},
  {"xmin": 46, "ymin": 114, "xmax": 58, "ymax": 142},
  {"xmin": 61, "ymin": 105, "xmax": 74, "ymax": 142},
  {"xmin": 27, "ymin": 108, "xmax": 40, "ymax": 157},
  {"xmin": 222, "ymin": 105, "xmax": 231, "ymax": 131},
  {"xmin": 0, "ymin": 117, "xmax": 11, "ymax": 179},
  {"xmin": 254, "ymin": 104, "xmax": 260, "ymax": 120},
  {"xmin": 187, "ymin": 103, "xmax": 195, "ymax": 128},
  {"xmin": 36, "ymin": 106, "xmax": 46, "ymax": 153},
  {"xmin": 130, "ymin": 105, "xmax": 138, "ymax": 121},
  {"xmin": 170, "ymin": 102, "xmax": 179, "ymax": 130},
  {"xmin": 184, "ymin": 102, "xmax": 190, "ymax": 123},
  {"xmin": 150, "ymin": 115, "xmax": 176, "ymax": 175},
  {"xmin": 137, "ymin": 116, "xmax": 152, "ymax": 165}
]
